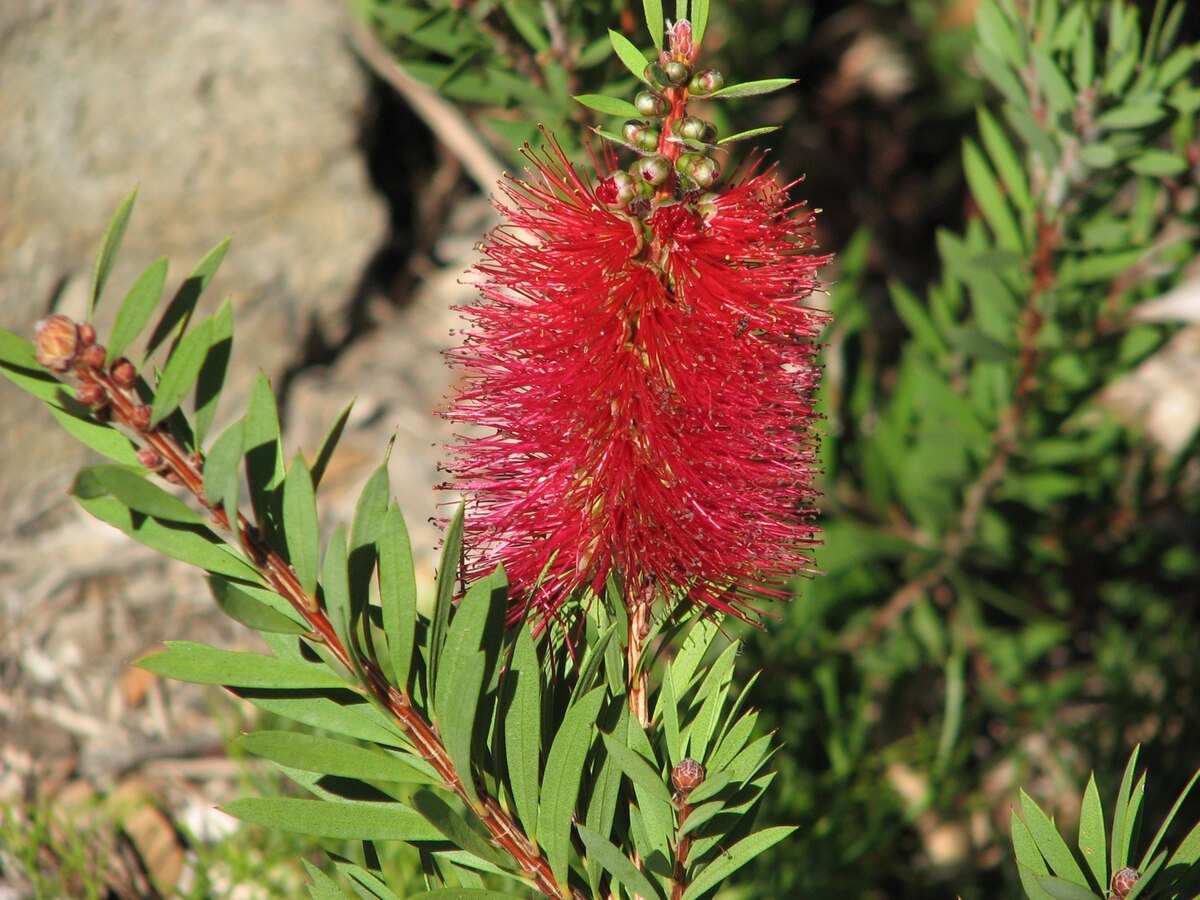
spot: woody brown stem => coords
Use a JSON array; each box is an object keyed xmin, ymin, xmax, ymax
[
  {"xmin": 627, "ymin": 592, "xmax": 651, "ymax": 728},
  {"xmin": 50, "ymin": 334, "xmax": 581, "ymax": 900}
]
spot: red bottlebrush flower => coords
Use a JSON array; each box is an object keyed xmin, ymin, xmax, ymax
[{"xmin": 444, "ymin": 135, "xmax": 828, "ymax": 629}]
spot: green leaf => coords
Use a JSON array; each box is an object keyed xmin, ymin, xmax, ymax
[
  {"xmin": 107, "ymin": 256, "xmax": 168, "ymax": 364},
  {"xmin": 573, "ymin": 94, "xmax": 641, "ymax": 118},
  {"xmin": 1019, "ymin": 790, "xmax": 1089, "ymax": 885},
  {"xmin": 691, "ymin": 0, "xmax": 710, "ymax": 47},
  {"xmin": 145, "ymin": 237, "xmax": 231, "ymax": 359},
  {"xmin": 963, "ymin": 138, "xmax": 1024, "ymax": 250},
  {"xmin": 504, "ymin": 624, "xmax": 541, "ymax": 838},
  {"xmin": 1014, "ymin": 809, "xmax": 1057, "ymax": 900},
  {"xmin": 193, "ymin": 298, "xmax": 233, "ymax": 446},
  {"xmin": 642, "ymin": 0, "xmax": 663, "ymax": 49},
  {"xmin": 232, "ymin": 688, "xmax": 407, "ymax": 749},
  {"xmin": 608, "ymin": 29, "xmax": 651, "ymax": 82},
  {"xmin": 239, "ymin": 731, "xmax": 436, "ymax": 784},
  {"xmin": 1138, "ymin": 767, "xmax": 1200, "ymax": 870},
  {"xmin": 221, "ymin": 797, "xmax": 441, "ymax": 842},
  {"xmin": 46, "ymin": 403, "xmax": 139, "ymax": 466},
  {"xmin": 600, "ymin": 731, "xmax": 673, "ymax": 808},
  {"xmin": 90, "ymin": 187, "xmax": 138, "ymax": 318},
  {"xmin": 323, "ymin": 523, "xmax": 352, "ymax": 649},
  {"xmin": 1128, "ymin": 149, "xmax": 1188, "ymax": 176},
  {"xmin": 136, "ymin": 640, "xmax": 345, "ymax": 689},
  {"xmin": 1095, "ymin": 104, "xmax": 1167, "ymax": 129},
  {"xmin": 576, "ymin": 823, "xmax": 664, "ymax": 900},
  {"xmin": 1034, "ymin": 877, "xmax": 1102, "ymax": 900},
  {"xmin": 670, "ymin": 616, "xmax": 719, "ymax": 694},
  {"xmin": 244, "ymin": 372, "xmax": 285, "ymax": 537},
  {"xmin": 411, "ymin": 790, "xmax": 508, "ymax": 868},
  {"xmin": 684, "ymin": 639, "xmax": 738, "ymax": 762},
  {"xmin": 659, "ymin": 668, "xmax": 682, "ymax": 765},
  {"xmin": 500, "ymin": 0, "xmax": 548, "ymax": 53},
  {"xmin": 434, "ymin": 569, "xmax": 505, "ymax": 807},
  {"xmin": 73, "ymin": 489, "xmax": 260, "ymax": 581},
  {"xmin": 283, "ymin": 452, "xmax": 320, "ymax": 598},
  {"xmin": 1112, "ymin": 746, "xmax": 1141, "ymax": 872},
  {"xmin": 429, "ymin": 503, "xmax": 465, "ymax": 698},
  {"xmin": 540, "ymin": 687, "xmax": 606, "ymax": 890},
  {"xmin": 379, "ymin": 503, "xmax": 418, "ymax": 692},
  {"xmin": 350, "ymin": 462, "xmax": 390, "ymax": 605},
  {"xmin": 74, "ymin": 464, "xmax": 203, "ymax": 525},
  {"xmin": 707, "ymin": 78, "xmax": 797, "ymax": 100},
  {"xmin": 209, "ymin": 575, "xmax": 307, "ymax": 634},
  {"xmin": 1078, "ymin": 773, "xmax": 1107, "ymax": 890},
  {"xmin": 310, "ymin": 400, "xmax": 354, "ymax": 489},
  {"xmin": 717, "ymin": 125, "xmax": 781, "ymax": 145},
  {"xmin": 151, "ymin": 316, "xmax": 213, "ymax": 426},
  {"xmin": 890, "ymin": 281, "xmax": 949, "ymax": 357},
  {"xmin": 204, "ymin": 417, "xmax": 244, "ymax": 530},
  {"xmin": 681, "ymin": 826, "xmax": 795, "ymax": 899},
  {"xmin": 1030, "ymin": 47, "xmax": 1074, "ymax": 114},
  {"xmin": 303, "ymin": 860, "xmax": 348, "ymax": 899},
  {"xmin": 407, "ymin": 891, "xmax": 521, "ymax": 900},
  {"xmin": 976, "ymin": 108, "xmax": 1033, "ymax": 215}
]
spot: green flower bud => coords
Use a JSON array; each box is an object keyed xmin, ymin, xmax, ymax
[
  {"xmin": 632, "ymin": 154, "xmax": 671, "ymax": 186},
  {"xmin": 688, "ymin": 68, "xmax": 724, "ymax": 96},
  {"xmin": 664, "ymin": 60, "xmax": 691, "ymax": 86},
  {"xmin": 702, "ymin": 122, "xmax": 719, "ymax": 144},
  {"xmin": 635, "ymin": 90, "xmax": 667, "ymax": 118},
  {"xmin": 603, "ymin": 170, "xmax": 638, "ymax": 208},
  {"xmin": 677, "ymin": 117, "xmax": 708, "ymax": 142},
  {"xmin": 622, "ymin": 119, "xmax": 646, "ymax": 144},
  {"xmin": 644, "ymin": 63, "xmax": 669, "ymax": 87},
  {"xmin": 676, "ymin": 154, "xmax": 719, "ymax": 189}
]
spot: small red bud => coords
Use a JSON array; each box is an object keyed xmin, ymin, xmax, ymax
[
  {"xmin": 137, "ymin": 448, "xmax": 164, "ymax": 469},
  {"xmin": 129, "ymin": 404, "xmax": 153, "ymax": 430},
  {"xmin": 162, "ymin": 468, "xmax": 184, "ymax": 485},
  {"xmin": 77, "ymin": 322, "xmax": 96, "ymax": 347},
  {"xmin": 688, "ymin": 68, "xmax": 724, "ymax": 96},
  {"xmin": 1112, "ymin": 868, "xmax": 1140, "ymax": 898},
  {"xmin": 76, "ymin": 382, "xmax": 107, "ymax": 406},
  {"xmin": 672, "ymin": 758, "xmax": 704, "ymax": 796},
  {"xmin": 80, "ymin": 344, "xmax": 107, "ymax": 370},
  {"xmin": 597, "ymin": 171, "xmax": 638, "ymax": 209},
  {"xmin": 632, "ymin": 154, "xmax": 671, "ymax": 186},
  {"xmin": 33, "ymin": 315, "xmax": 81, "ymax": 372},
  {"xmin": 110, "ymin": 358, "xmax": 137, "ymax": 388}
]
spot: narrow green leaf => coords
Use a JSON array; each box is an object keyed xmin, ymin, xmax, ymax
[
  {"xmin": 890, "ymin": 281, "xmax": 950, "ymax": 357},
  {"xmin": 977, "ymin": 107, "xmax": 1033, "ymax": 215},
  {"xmin": 573, "ymin": 94, "xmax": 641, "ymax": 118},
  {"xmin": 1034, "ymin": 876, "xmax": 1102, "ymax": 900},
  {"xmin": 231, "ymin": 688, "xmax": 408, "ymax": 749},
  {"xmin": 43, "ymin": 404, "xmax": 138, "ymax": 465},
  {"xmin": 221, "ymin": 797, "xmax": 441, "ymax": 842},
  {"xmin": 244, "ymin": 372, "xmax": 285, "ymax": 537},
  {"xmin": 75, "ymin": 464, "xmax": 202, "ymax": 525},
  {"xmin": 323, "ymin": 524, "xmax": 352, "ymax": 648},
  {"xmin": 302, "ymin": 860, "xmax": 347, "ymax": 900},
  {"xmin": 429, "ymin": 502, "xmax": 465, "ymax": 698},
  {"xmin": 379, "ymin": 503, "xmax": 418, "ymax": 692},
  {"xmin": 1078, "ymin": 773, "xmax": 1107, "ymax": 890},
  {"xmin": 136, "ymin": 640, "xmax": 344, "ymax": 689},
  {"xmin": 707, "ymin": 78, "xmax": 797, "ymax": 100},
  {"xmin": 335, "ymin": 861, "xmax": 403, "ymax": 900},
  {"xmin": 90, "ymin": 187, "xmax": 138, "ymax": 318},
  {"xmin": 609, "ymin": 29, "xmax": 651, "ymax": 82},
  {"xmin": 73, "ymin": 490, "xmax": 259, "ymax": 581},
  {"xmin": 678, "ymin": 799, "xmax": 723, "ymax": 837},
  {"xmin": 681, "ymin": 826, "xmax": 795, "ymax": 899},
  {"xmin": 209, "ymin": 575, "xmax": 307, "ymax": 634},
  {"xmin": 239, "ymin": 731, "xmax": 435, "ymax": 784},
  {"xmin": 1123, "ymin": 773, "xmax": 1146, "ymax": 878},
  {"xmin": 1112, "ymin": 746, "xmax": 1141, "ymax": 873},
  {"xmin": 660, "ymin": 668, "xmax": 681, "ymax": 765},
  {"xmin": 1019, "ymin": 790, "xmax": 1089, "ymax": 885},
  {"xmin": 684, "ymin": 639, "xmax": 738, "ymax": 762},
  {"xmin": 692, "ymin": 0, "xmax": 710, "ymax": 47},
  {"xmin": 1123, "ymin": 849, "xmax": 1165, "ymax": 900},
  {"xmin": 203, "ymin": 417, "xmax": 244, "ymax": 531},
  {"xmin": 1164, "ymin": 819, "xmax": 1200, "ymax": 873},
  {"xmin": 407, "ymin": 891, "xmax": 520, "ymax": 899},
  {"xmin": 1014, "ymin": 811, "xmax": 1057, "ymax": 900},
  {"xmin": 434, "ymin": 569, "xmax": 505, "ymax": 806},
  {"xmin": 283, "ymin": 452, "xmax": 320, "ymax": 598},
  {"xmin": 600, "ymin": 732, "xmax": 673, "ymax": 808},
  {"xmin": 1095, "ymin": 104, "xmax": 1167, "ymax": 130},
  {"xmin": 1030, "ymin": 47, "xmax": 1074, "ymax": 114},
  {"xmin": 717, "ymin": 125, "xmax": 781, "ymax": 145},
  {"xmin": 1128, "ymin": 149, "xmax": 1188, "ymax": 177},
  {"xmin": 500, "ymin": 0, "xmax": 548, "ymax": 53},
  {"xmin": 540, "ymin": 687, "xmax": 606, "ymax": 890},
  {"xmin": 504, "ymin": 624, "xmax": 541, "ymax": 838},
  {"xmin": 576, "ymin": 823, "xmax": 664, "ymax": 900},
  {"xmin": 1138, "ymin": 767, "xmax": 1200, "ymax": 870},
  {"xmin": 350, "ymin": 462, "xmax": 390, "ymax": 606},
  {"xmin": 706, "ymin": 710, "xmax": 758, "ymax": 776},
  {"xmin": 412, "ymin": 790, "xmax": 507, "ymax": 868},
  {"xmin": 107, "ymin": 256, "xmax": 168, "ymax": 364},
  {"xmin": 310, "ymin": 399, "xmax": 354, "ymax": 489},
  {"xmin": 150, "ymin": 316, "xmax": 213, "ymax": 426},
  {"xmin": 642, "ymin": 0, "xmax": 664, "ymax": 49},
  {"xmin": 963, "ymin": 138, "xmax": 1024, "ymax": 250},
  {"xmin": 670, "ymin": 616, "xmax": 719, "ymax": 693},
  {"xmin": 145, "ymin": 237, "xmax": 231, "ymax": 359},
  {"xmin": 193, "ymin": 298, "xmax": 233, "ymax": 446}
]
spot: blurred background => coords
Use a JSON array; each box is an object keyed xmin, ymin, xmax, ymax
[{"xmin": 2, "ymin": 0, "xmax": 1199, "ymax": 896}]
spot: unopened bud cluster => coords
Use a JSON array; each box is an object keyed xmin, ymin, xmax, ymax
[{"xmin": 597, "ymin": 24, "xmax": 725, "ymax": 214}]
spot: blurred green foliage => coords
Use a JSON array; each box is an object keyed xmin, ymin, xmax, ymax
[{"xmin": 359, "ymin": 0, "xmax": 1200, "ymax": 896}]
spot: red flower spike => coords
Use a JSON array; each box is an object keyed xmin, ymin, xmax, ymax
[{"xmin": 445, "ymin": 129, "xmax": 828, "ymax": 630}]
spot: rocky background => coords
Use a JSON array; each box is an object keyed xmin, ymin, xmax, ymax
[{"xmin": 0, "ymin": 1, "xmax": 487, "ymax": 892}]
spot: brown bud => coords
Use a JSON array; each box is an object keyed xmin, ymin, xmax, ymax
[
  {"xmin": 80, "ymin": 344, "xmax": 107, "ymax": 370},
  {"xmin": 33, "ymin": 315, "xmax": 81, "ymax": 372},
  {"xmin": 1112, "ymin": 867, "xmax": 1140, "ymax": 898},
  {"xmin": 110, "ymin": 357, "xmax": 137, "ymax": 388},
  {"xmin": 129, "ymin": 403, "xmax": 153, "ymax": 430},
  {"xmin": 76, "ymin": 382, "xmax": 107, "ymax": 406},
  {"xmin": 672, "ymin": 758, "xmax": 704, "ymax": 796},
  {"xmin": 137, "ymin": 448, "xmax": 164, "ymax": 469},
  {"xmin": 77, "ymin": 322, "xmax": 96, "ymax": 347}
]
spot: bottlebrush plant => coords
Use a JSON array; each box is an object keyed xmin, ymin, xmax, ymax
[{"xmin": 0, "ymin": 2, "xmax": 825, "ymax": 897}]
